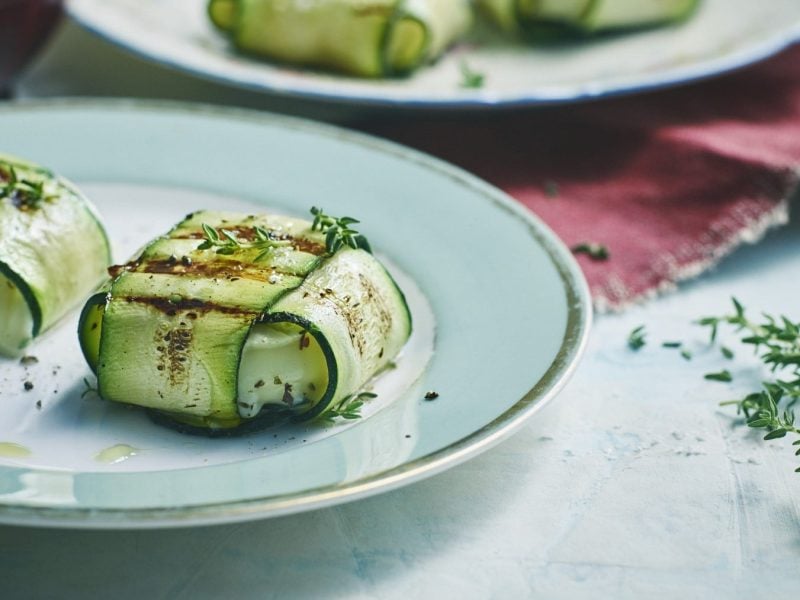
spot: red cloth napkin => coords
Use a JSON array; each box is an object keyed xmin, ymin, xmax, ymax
[{"xmin": 360, "ymin": 45, "xmax": 800, "ymax": 311}]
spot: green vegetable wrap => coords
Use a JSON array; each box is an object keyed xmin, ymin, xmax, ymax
[
  {"xmin": 0, "ymin": 154, "xmax": 110, "ymax": 357},
  {"xmin": 78, "ymin": 210, "xmax": 411, "ymax": 433},
  {"xmin": 208, "ymin": 0, "xmax": 472, "ymax": 77},
  {"xmin": 477, "ymin": 0, "xmax": 699, "ymax": 35}
]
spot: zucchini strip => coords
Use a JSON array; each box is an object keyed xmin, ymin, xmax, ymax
[
  {"xmin": 0, "ymin": 154, "xmax": 110, "ymax": 357},
  {"xmin": 477, "ymin": 0, "xmax": 699, "ymax": 35},
  {"xmin": 254, "ymin": 247, "xmax": 411, "ymax": 422},
  {"xmin": 212, "ymin": 0, "xmax": 472, "ymax": 77},
  {"xmin": 80, "ymin": 210, "xmax": 411, "ymax": 432}
]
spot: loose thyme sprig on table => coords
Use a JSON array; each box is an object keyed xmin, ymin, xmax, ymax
[
  {"xmin": 310, "ymin": 206, "xmax": 371, "ymax": 254},
  {"xmin": 697, "ymin": 298, "xmax": 800, "ymax": 471},
  {"xmin": 627, "ymin": 325, "xmax": 647, "ymax": 351}
]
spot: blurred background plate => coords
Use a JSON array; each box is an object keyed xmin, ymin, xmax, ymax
[
  {"xmin": 0, "ymin": 100, "xmax": 590, "ymax": 528},
  {"xmin": 66, "ymin": 0, "xmax": 800, "ymax": 109}
]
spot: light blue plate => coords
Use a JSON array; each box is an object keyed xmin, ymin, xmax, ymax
[
  {"xmin": 66, "ymin": 0, "xmax": 800, "ymax": 108},
  {"xmin": 0, "ymin": 101, "xmax": 590, "ymax": 528}
]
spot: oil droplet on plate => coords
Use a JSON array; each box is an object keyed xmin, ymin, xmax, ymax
[
  {"xmin": 0, "ymin": 442, "xmax": 31, "ymax": 458},
  {"xmin": 95, "ymin": 444, "xmax": 139, "ymax": 465}
]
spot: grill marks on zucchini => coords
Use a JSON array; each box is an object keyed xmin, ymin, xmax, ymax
[
  {"xmin": 112, "ymin": 256, "xmax": 301, "ymax": 285},
  {"xmin": 157, "ymin": 319, "xmax": 194, "ymax": 386},
  {"xmin": 81, "ymin": 210, "xmax": 412, "ymax": 433}
]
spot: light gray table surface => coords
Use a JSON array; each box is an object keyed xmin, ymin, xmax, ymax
[{"xmin": 2, "ymin": 21, "xmax": 799, "ymax": 600}]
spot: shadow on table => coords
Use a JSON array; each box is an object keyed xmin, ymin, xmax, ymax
[{"xmin": 0, "ymin": 404, "xmax": 564, "ymax": 600}]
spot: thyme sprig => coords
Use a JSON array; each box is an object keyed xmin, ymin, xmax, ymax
[
  {"xmin": 698, "ymin": 298, "xmax": 800, "ymax": 471},
  {"xmin": 198, "ymin": 223, "xmax": 239, "ymax": 255},
  {"xmin": 197, "ymin": 223, "xmax": 289, "ymax": 261},
  {"xmin": 0, "ymin": 163, "xmax": 57, "ymax": 210},
  {"xmin": 698, "ymin": 298, "xmax": 800, "ymax": 374},
  {"xmin": 720, "ymin": 385, "xmax": 800, "ymax": 444},
  {"xmin": 627, "ymin": 325, "xmax": 646, "ymax": 351},
  {"xmin": 572, "ymin": 242, "xmax": 610, "ymax": 261},
  {"xmin": 322, "ymin": 391, "xmax": 378, "ymax": 422},
  {"xmin": 459, "ymin": 60, "xmax": 485, "ymax": 89},
  {"xmin": 310, "ymin": 207, "xmax": 371, "ymax": 254}
]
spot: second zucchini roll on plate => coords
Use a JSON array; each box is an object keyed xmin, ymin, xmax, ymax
[
  {"xmin": 477, "ymin": 0, "xmax": 699, "ymax": 35},
  {"xmin": 78, "ymin": 209, "xmax": 412, "ymax": 434},
  {"xmin": 0, "ymin": 154, "xmax": 110, "ymax": 357},
  {"xmin": 208, "ymin": 0, "xmax": 473, "ymax": 77}
]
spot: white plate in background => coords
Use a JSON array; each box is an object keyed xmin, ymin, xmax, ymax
[{"xmin": 67, "ymin": 0, "xmax": 800, "ymax": 108}]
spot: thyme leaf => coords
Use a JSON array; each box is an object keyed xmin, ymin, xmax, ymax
[
  {"xmin": 459, "ymin": 60, "xmax": 485, "ymax": 89},
  {"xmin": 322, "ymin": 391, "xmax": 378, "ymax": 423},
  {"xmin": 627, "ymin": 325, "xmax": 646, "ymax": 351},
  {"xmin": 661, "ymin": 340, "xmax": 692, "ymax": 360},
  {"xmin": 705, "ymin": 369, "xmax": 732, "ymax": 383},
  {"xmin": 310, "ymin": 207, "xmax": 371, "ymax": 255},
  {"xmin": 572, "ymin": 242, "xmax": 609, "ymax": 261}
]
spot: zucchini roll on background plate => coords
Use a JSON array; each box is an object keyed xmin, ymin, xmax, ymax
[
  {"xmin": 65, "ymin": 0, "xmax": 800, "ymax": 107},
  {"xmin": 79, "ymin": 209, "xmax": 412, "ymax": 434},
  {"xmin": 207, "ymin": 0, "xmax": 473, "ymax": 77},
  {"xmin": 477, "ymin": 0, "xmax": 699, "ymax": 35},
  {"xmin": 0, "ymin": 154, "xmax": 110, "ymax": 357}
]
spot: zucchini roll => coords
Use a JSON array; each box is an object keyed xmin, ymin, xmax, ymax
[
  {"xmin": 208, "ymin": 0, "xmax": 473, "ymax": 77},
  {"xmin": 477, "ymin": 0, "xmax": 699, "ymax": 35},
  {"xmin": 0, "ymin": 154, "xmax": 110, "ymax": 357},
  {"xmin": 78, "ymin": 210, "xmax": 411, "ymax": 433}
]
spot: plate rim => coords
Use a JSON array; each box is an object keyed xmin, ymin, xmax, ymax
[
  {"xmin": 65, "ymin": 1, "xmax": 800, "ymax": 109},
  {"xmin": 0, "ymin": 99, "xmax": 591, "ymax": 528}
]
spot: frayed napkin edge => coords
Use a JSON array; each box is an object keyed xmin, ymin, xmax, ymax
[{"xmin": 593, "ymin": 171, "xmax": 799, "ymax": 314}]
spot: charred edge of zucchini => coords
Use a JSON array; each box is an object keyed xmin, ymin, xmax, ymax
[{"xmin": 0, "ymin": 260, "xmax": 42, "ymax": 338}]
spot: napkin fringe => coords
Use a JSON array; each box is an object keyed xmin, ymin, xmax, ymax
[{"xmin": 593, "ymin": 175, "xmax": 798, "ymax": 313}]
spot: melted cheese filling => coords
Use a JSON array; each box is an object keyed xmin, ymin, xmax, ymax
[
  {"xmin": 0, "ymin": 273, "xmax": 34, "ymax": 357},
  {"xmin": 237, "ymin": 321, "xmax": 327, "ymax": 419}
]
